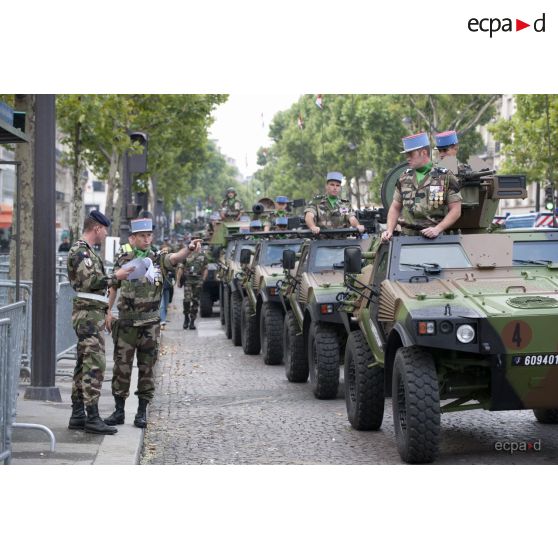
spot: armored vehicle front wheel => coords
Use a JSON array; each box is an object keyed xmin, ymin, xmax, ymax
[
  {"xmin": 308, "ymin": 323, "xmax": 340, "ymax": 400},
  {"xmin": 533, "ymin": 409, "xmax": 558, "ymax": 424},
  {"xmin": 284, "ymin": 311, "xmax": 308, "ymax": 382},
  {"xmin": 392, "ymin": 346, "xmax": 440, "ymax": 464},
  {"xmin": 231, "ymin": 290, "xmax": 242, "ymax": 346},
  {"xmin": 241, "ymin": 298, "xmax": 261, "ymax": 355},
  {"xmin": 223, "ymin": 287, "xmax": 232, "ymax": 338},
  {"xmin": 261, "ymin": 302, "xmax": 284, "ymax": 365},
  {"xmin": 344, "ymin": 330, "xmax": 384, "ymax": 431},
  {"xmin": 200, "ymin": 289, "xmax": 213, "ymax": 318}
]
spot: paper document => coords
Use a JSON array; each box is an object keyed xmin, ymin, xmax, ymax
[{"xmin": 122, "ymin": 257, "xmax": 153, "ymax": 281}]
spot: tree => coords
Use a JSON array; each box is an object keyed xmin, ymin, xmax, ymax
[
  {"xmin": 489, "ymin": 95, "xmax": 558, "ymax": 184},
  {"xmin": 404, "ymin": 94, "xmax": 499, "ymax": 161}
]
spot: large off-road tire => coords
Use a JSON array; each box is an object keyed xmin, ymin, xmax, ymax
[
  {"xmin": 533, "ymin": 409, "xmax": 558, "ymax": 424},
  {"xmin": 308, "ymin": 323, "xmax": 340, "ymax": 400},
  {"xmin": 392, "ymin": 346, "xmax": 440, "ymax": 464},
  {"xmin": 284, "ymin": 311, "xmax": 308, "ymax": 382},
  {"xmin": 230, "ymin": 290, "xmax": 243, "ymax": 346},
  {"xmin": 200, "ymin": 288, "xmax": 213, "ymax": 318},
  {"xmin": 344, "ymin": 330, "xmax": 384, "ymax": 431},
  {"xmin": 223, "ymin": 287, "xmax": 232, "ymax": 338},
  {"xmin": 241, "ymin": 298, "xmax": 261, "ymax": 355},
  {"xmin": 260, "ymin": 302, "xmax": 284, "ymax": 365},
  {"xmin": 219, "ymin": 285, "xmax": 225, "ymax": 325}
]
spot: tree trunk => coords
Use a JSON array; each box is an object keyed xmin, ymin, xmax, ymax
[
  {"xmin": 9, "ymin": 95, "xmax": 35, "ymax": 280},
  {"xmin": 104, "ymin": 147, "xmax": 120, "ymax": 234},
  {"xmin": 70, "ymin": 118, "xmax": 83, "ymax": 242}
]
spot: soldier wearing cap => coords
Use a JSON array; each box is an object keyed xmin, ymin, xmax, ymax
[
  {"xmin": 220, "ymin": 187, "xmax": 244, "ymax": 221},
  {"xmin": 264, "ymin": 196, "xmax": 291, "ymax": 231},
  {"xmin": 304, "ymin": 171, "xmax": 365, "ymax": 234},
  {"xmin": 104, "ymin": 216, "xmax": 201, "ymax": 428},
  {"xmin": 381, "ymin": 132, "xmax": 462, "ymax": 242},
  {"xmin": 66, "ymin": 210, "xmax": 135, "ymax": 435},
  {"xmin": 434, "ymin": 130, "xmax": 473, "ymax": 176}
]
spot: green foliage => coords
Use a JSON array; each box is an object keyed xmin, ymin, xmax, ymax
[
  {"xmin": 489, "ymin": 95, "xmax": 558, "ymax": 183},
  {"xmin": 252, "ymin": 94, "xmax": 499, "ymax": 206},
  {"xmin": 56, "ymin": 94, "xmax": 230, "ymax": 207}
]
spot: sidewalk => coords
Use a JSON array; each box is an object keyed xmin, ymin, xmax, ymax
[{"xmin": 9, "ymin": 335, "xmax": 145, "ymax": 465}]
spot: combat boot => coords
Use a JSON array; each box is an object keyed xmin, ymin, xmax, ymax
[
  {"xmin": 104, "ymin": 395, "xmax": 126, "ymax": 426},
  {"xmin": 134, "ymin": 398, "xmax": 149, "ymax": 428},
  {"xmin": 189, "ymin": 318, "xmax": 196, "ymax": 330},
  {"xmin": 84, "ymin": 404, "xmax": 118, "ymax": 435},
  {"xmin": 183, "ymin": 315, "xmax": 190, "ymax": 329},
  {"xmin": 68, "ymin": 399, "xmax": 86, "ymax": 430}
]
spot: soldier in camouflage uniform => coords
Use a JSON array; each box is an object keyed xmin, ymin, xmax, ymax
[
  {"xmin": 220, "ymin": 187, "xmax": 244, "ymax": 221},
  {"xmin": 381, "ymin": 132, "xmax": 462, "ymax": 242},
  {"xmin": 105, "ymin": 217, "xmax": 201, "ymax": 428},
  {"xmin": 177, "ymin": 245, "xmax": 209, "ymax": 330},
  {"xmin": 264, "ymin": 195, "xmax": 291, "ymax": 231},
  {"xmin": 67, "ymin": 210, "xmax": 134, "ymax": 435},
  {"xmin": 304, "ymin": 171, "xmax": 365, "ymax": 234}
]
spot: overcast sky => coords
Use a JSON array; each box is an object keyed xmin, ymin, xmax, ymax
[{"xmin": 209, "ymin": 94, "xmax": 300, "ymax": 178}]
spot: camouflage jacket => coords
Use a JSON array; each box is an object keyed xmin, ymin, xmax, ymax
[
  {"xmin": 178, "ymin": 252, "xmax": 208, "ymax": 284},
  {"xmin": 221, "ymin": 197, "xmax": 244, "ymax": 220},
  {"xmin": 393, "ymin": 165, "xmax": 462, "ymax": 234},
  {"xmin": 67, "ymin": 239, "xmax": 116, "ymax": 310},
  {"xmin": 113, "ymin": 246, "xmax": 176, "ymax": 326},
  {"xmin": 304, "ymin": 195, "xmax": 355, "ymax": 229}
]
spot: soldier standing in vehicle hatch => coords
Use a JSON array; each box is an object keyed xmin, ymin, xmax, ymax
[
  {"xmin": 381, "ymin": 132, "xmax": 462, "ymax": 242},
  {"xmin": 304, "ymin": 171, "xmax": 365, "ymax": 234}
]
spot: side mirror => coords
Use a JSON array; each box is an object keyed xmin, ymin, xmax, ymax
[
  {"xmin": 282, "ymin": 249, "xmax": 296, "ymax": 270},
  {"xmin": 240, "ymin": 248, "xmax": 252, "ymax": 265},
  {"xmin": 344, "ymin": 247, "xmax": 362, "ymax": 274}
]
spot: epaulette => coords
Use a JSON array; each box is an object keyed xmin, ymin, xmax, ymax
[
  {"xmin": 313, "ymin": 194, "xmax": 326, "ymax": 200},
  {"xmin": 339, "ymin": 198, "xmax": 350, "ymax": 203},
  {"xmin": 432, "ymin": 166, "xmax": 449, "ymax": 174},
  {"xmin": 404, "ymin": 168, "xmax": 414, "ymax": 175}
]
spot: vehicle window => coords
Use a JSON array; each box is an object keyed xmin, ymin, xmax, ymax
[
  {"xmin": 313, "ymin": 246, "xmax": 348, "ymax": 269},
  {"xmin": 262, "ymin": 243, "xmax": 302, "ymax": 265},
  {"xmin": 398, "ymin": 244, "xmax": 472, "ymax": 270},
  {"xmin": 513, "ymin": 240, "xmax": 558, "ymax": 264}
]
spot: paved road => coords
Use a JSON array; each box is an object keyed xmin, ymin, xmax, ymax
[{"xmin": 141, "ymin": 298, "xmax": 558, "ymax": 465}]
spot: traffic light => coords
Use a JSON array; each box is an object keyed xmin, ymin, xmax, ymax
[{"xmin": 545, "ymin": 186, "xmax": 554, "ymax": 210}]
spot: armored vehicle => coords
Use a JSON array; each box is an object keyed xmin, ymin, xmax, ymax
[
  {"xmin": 280, "ymin": 230, "xmax": 368, "ymax": 399},
  {"xmin": 338, "ymin": 163, "xmax": 558, "ymax": 464},
  {"xmin": 237, "ymin": 234, "xmax": 305, "ymax": 363},
  {"xmin": 219, "ymin": 237, "xmax": 257, "ymax": 345}
]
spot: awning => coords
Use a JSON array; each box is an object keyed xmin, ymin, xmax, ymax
[{"xmin": 0, "ymin": 120, "xmax": 29, "ymax": 144}]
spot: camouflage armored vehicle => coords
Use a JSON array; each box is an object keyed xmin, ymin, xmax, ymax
[
  {"xmin": 279, "ymin": 230, "xmax": 368, "ymax": 399},
  {"xmin": 219, "ymin": 236, "xmax": 257, "ymax": 345},
  {"xmin": 237, "ymin": 234, "xmax": 305, "ymax": 363},
  {"xmin": 338, "ymin": 162, "xmax": 553, "ymax": 464}
]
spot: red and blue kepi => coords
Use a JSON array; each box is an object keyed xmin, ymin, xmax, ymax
[
  {"xmin": 400, "ymin": 132, "xmax": 430, "ymax": 153},
  {"xmin": 435, "ymin": 130, "xmax": 459, "ymax": 149}
]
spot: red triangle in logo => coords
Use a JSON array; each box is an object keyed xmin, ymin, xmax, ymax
[{"xmin": 516, "ymin": 19, "xmax": 530, "ymax": 31}]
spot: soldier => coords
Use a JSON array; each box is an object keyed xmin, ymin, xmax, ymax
[
  {"xmin": 220, "ymin": 187, "xmax": 244, "ymax": 221},
  {"xmin": 264, "ymin": 196, "xmax": 291, "ymax": 231},
  {"xmin": 381, "ymin": 132, "xmax": 462, "ymax": 242},
  {"xmin": 67, "ymin": 210, "xmax": 134, "ymax": 435},
  {"xmin": 177, "ymin": 243, "xmax": 209, "ymax": 330},
  {"xmin": 304, "ymin": 171, "xmax": 365, "ymax": 234},
  {"xmin": 105, "ymin": 217, "xmax": 201, "ymax": 428},
  {"xmin": 435, "ymin": 130, "xmax": 460, "ymax": 159}
]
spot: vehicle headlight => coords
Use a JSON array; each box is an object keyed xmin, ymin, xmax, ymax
[{"xmin": 456, "ymin": 324, "xmax": 475, "ymax": 344}]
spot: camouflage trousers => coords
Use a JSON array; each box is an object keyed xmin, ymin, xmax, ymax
[
  {"xmin": 111, "ymin": 320, "xmax": 160, "ymax": 401},
  {"xmin": 72, "ymin": 306, "xmax": 106, "ymax": 406},
  {"xmin": 183, "ymin": 281, "xmax": 202, "ymax": 320}
]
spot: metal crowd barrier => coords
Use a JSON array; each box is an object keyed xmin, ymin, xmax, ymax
[
  {"xmin": 0, "ymin": 302, "xmax": 55, "ymax": 464},
  {"xmin": 56, "ymin": 281, "xmax": 77, "ymax": 362},
  {"xmin": 0, "ymin": 281, "xmax": 32, "ymax": 377}
]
